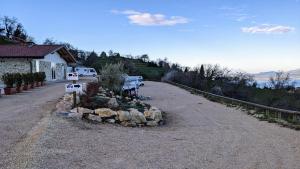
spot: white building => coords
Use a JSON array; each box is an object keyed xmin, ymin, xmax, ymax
[{"xmin": 0, "ymin": 44, "xmax": 76, "ymax": 85}]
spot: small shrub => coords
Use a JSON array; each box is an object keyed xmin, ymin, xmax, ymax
[
  {"xmin": 28, "ymin": 73, "xmax": 34, "ymax": 84},
  {"xmin": 15, "ymin": 73, "xmax": 23, "ymax": 87},
  {"xmin": 22, "ymin": 73, "xmax": 30, "ymax": 85},
  {"xmin": 1, "ymin": 73, "xmax": 15, "ymax": 88},
  {"xmin": 33, "ymin": 72, "xmax": 39, "ymax": 82},
  {"xmin": 39, "ymin": 72, "xmax": 46, "ymax": 82},
  {"xmin": 100, "ymin": 63, "xmax": 124, "ymax": 94}
]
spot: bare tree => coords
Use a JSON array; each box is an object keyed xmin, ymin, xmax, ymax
[
  {"xmin": 1, "ymin": 16, "xmax": 17, "ymax": 38},
  {"xmin": 269, "ymin": 71, "xmax": 291, "ymax": 89}
]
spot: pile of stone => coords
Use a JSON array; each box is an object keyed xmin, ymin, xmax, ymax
[
  {"xmin": 69, "ymin": 106, "xmax": 163, "ymax": 127},
  {"xmin": 57, "ymin": 86, "xmax": 165, "ymax": 127}
]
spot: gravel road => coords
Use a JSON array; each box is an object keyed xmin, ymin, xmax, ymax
[
  {"xmin": 2, "ymin": 81, "xmax": 300, "ymax": 169},
  {"xmin": 0, "ymin": 81, "xmax": 68, "ymax": 169},
  {"xmin": 0, "ymin": 78, "xmax": 93, "ymax": 169}
]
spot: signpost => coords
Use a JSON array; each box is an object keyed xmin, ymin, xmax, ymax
[
  {"xmin": 67, "ymin": 72, "xmax": 79, "ymax": 81},
  {"xmin": 65, "ymin": 84, "xmax": 83, "ymax": 93},
  {"xmin": 66, "ymin": 64, "xmax": 79, "ymax": 108}
]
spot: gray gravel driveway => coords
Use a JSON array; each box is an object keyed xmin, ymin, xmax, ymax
[{"xmin": 2, "ymin": 81, "xmax": 300, "ymax": 169}]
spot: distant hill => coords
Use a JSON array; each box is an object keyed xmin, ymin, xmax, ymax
[{"xmin": 254, "ymin": 69, "xmax": 300, "ymax": 80}]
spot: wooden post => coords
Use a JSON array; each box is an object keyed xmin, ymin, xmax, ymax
[
  {"xmin": 278, "ymin": 112, "xmax": 282, "ymax": 119},
  {"xmin": 72, "ymin": 66, "xmax": 76, "ymax": 108},
  {"xmin": 293, "ymin": 114, "xmax": 297, "ymax": 122}
]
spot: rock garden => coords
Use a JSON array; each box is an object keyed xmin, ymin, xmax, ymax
[
  {"xmin": 56, "ymin": 82, "xmax": 165, "ymax": 127},
  {"xmin": 56, "ymin": 63, "xmax": 165, "ymax": 127}
]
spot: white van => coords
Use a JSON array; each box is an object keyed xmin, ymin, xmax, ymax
[
  {"xmin": 126, "ymin": 76, "xmax": 144, "ymax": 86},
  {"xmin": 68, "ymin": 67, "xmax": 97, "ymax": 77}
]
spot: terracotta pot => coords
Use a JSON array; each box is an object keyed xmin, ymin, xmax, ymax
[
  {"xmin": 23, "ymin": 85, "xmax": 28, "ymax": 91},
  {"xmin": 4, "ymin": 87, "xmax": 16, "ymax": 95},
  {"xmin": 16, "ymin": 86, "xmax": 23, "ymax": 93}
]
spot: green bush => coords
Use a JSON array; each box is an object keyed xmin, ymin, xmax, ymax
[
  {"xmin": 28, "ymin": 73, "xmax": 34, "ymax": 84},
  {"xmin": 38, "ymin": 72, "xmax": 46, "ymax": 82},
  {"xmin": 33, "ymin": 72, "xmax": 39, "ymax": 82},
  {"xmin": 1, "ymin": 73, "xmax": 15, "ymax": 88},
  {"xmin": 14, "ymin": 73, "xmax": 23, "ymax": 87},
  {"xmin": 22, "ymin": 73, "xmax": 30, "ymax": 85},
  {"xmin": 100, "ymin": 63, "xmax": 124, "ymax": 94}
]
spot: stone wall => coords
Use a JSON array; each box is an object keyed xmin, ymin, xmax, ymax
[
  {"xmin": 56, "ymin": 63, "xmax": 66, "ymax": 80},
  {"xmin": 39, "ymin": 61, "xmax": 52, "ymax": 81},
  {"xmin": 0, "ymin": 58, "xmax": 32, "ymax": 84}
]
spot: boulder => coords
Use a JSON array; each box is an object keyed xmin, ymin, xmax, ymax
[
  {"xmin": 117, "ymin": 111, "xmax": 131, "ymax": 122},
  {"xmin": 107, "ymin": 98, "xmax": 119, "ymax": 109},
  {"xmin": 144, "ymin": 106, "xmax": 163, "ymax": 122},
  {"xmin": 146, "ymin": 121, "xmax": 158, "ymax": 127},
  {"xmin": 70, "ymin": 107, "xmax": 93, "ymax": 114},
  {"xmin": 88, "ymin": 114, "xmax": 102, "ymax": 122},
  {"xmin": 121, "ymin": 121, "xmax": 137, "ymax": 127},
  {"xmin": 94, "ymin": 108, "xmax": 117, "ymax": 118},
  {"xmin": 106, "ymin": 119, "xmax": 116, "ymax": 123},
  {"xmin": 129, "ymin": 108, "xmax": 147, "ymax": 124}
]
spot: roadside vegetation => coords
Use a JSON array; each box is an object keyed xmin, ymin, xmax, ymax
[{"xmin": 166, "ymin": 65, "xmax": 300, "ymax": 111}]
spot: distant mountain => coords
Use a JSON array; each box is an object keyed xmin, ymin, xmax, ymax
[
  {"xmin": 288, "ymin": 69, "xmax": 300, "ymax": 79},
  {"xmin": 253, "ymin": 69, "xmax": 300, "ymax": 80}
]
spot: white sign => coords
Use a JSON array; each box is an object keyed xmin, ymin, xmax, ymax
[
  {"xmin": 65, "ymin": 84, "xmax": 83, "ymax": 93},
  {"xmin": 67, "ymin": 72, "xmax": 79, "ymax": 81}
]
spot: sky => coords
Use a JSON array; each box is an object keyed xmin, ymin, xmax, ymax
[{"xmin": 1, "ymin": 0, "xmax": 300, "ymax": 73}]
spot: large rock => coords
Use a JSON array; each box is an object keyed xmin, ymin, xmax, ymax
[
  {"xmin": 144, "ymin": 106, "xmax": 163, "ymax": 122},
  {"xmin": 88, "ymin": 114, "xmax": 102, "ymax": 122},
  {"xmin": 129, "ymin": 108, "xmax": 147, "ymax": 124},
  {"xmin": 121, "ymin": 121, "xmax": 137, "ymax": 127},
  {"xmin": 94, "ymin": 108, "xmax": 117, "ymax": 118},
  {"xmin": 107, "ymin": 98, "xmax": 119, "ymax": 109},
  {"xmin": 146, "ymin": 121, "xmax": 158, "ymax": 127},
  {"xmin": 70, "ymin": 107, "xmax": 93, "ymax": 114},
  {"xmin": 106, "ymin": 119, "xmax": 116, "ymax": 123},
  {"xmin": 117, "ymin": 111, "xmax": 131, "ymax": 122}
]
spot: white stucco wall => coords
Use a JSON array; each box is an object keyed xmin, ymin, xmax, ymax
[
  {"xmin": 40, "ymin": 52, "xmax": 67, "ymax": 65},
  {"xmin": 34, "ymin": 52, "xmax": 68, "ymax": 81}
]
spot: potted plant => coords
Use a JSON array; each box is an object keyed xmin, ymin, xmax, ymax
[
  {"xmin": 28, "ymin": 73, "xmax": 35, "ymax": 89},
  {"xmin": 15, "ymin": 73, "xmax": 23, "ymax": 93},
  {"xmin": 33, "ymin": 72, "xmax": 40, "ymax": 87},
  {"xmin": 22, "ymin": 73, "xmax": 30, "ymax": 90},
  {"xmin": 39, "ymin": 72, "xmax": 46, "ymax": 86},
  {"xmin": 1, "ymin": 73, "xmax": 16, "ymax": 95}
]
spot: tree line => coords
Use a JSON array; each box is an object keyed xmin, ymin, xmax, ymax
[{"xmin": 165, "ymin": 64, "xmax": 300, "ymax": 111}]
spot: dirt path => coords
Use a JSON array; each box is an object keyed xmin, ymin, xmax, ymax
[{"xmin": 23, "ymin": 81, "xmax": 300, "ymax": 169}]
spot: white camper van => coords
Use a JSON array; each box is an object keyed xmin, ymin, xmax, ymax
[{"xmin": 67, "ymin": 67, "xmax": 97, "ymax": 77}]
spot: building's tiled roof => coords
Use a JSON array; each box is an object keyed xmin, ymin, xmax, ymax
[
  {"xmin": 0, "ymin": 44, "xmax": 76, "ymax": 63},
  {"xmin": 0, "ymin": 44, "xmax": 63, "ymax": 58}
]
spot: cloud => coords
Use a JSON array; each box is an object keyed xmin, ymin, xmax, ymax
[
  {"xmin": 242, "ymin": 24, "xmax": 295, "ymax": 34},
  {"xmin": 219, "ymin": 6, "xmax": 255, "ymax": 22},
  {"xmin": 111, "ymin": 10, "xmax": 189, "ymax": 26}
]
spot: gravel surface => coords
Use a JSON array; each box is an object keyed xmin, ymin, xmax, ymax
[
  {"xmin": 0, "ymin": 79, "xmax": 93, "ymax": 169},
  {"xmin": 2, "ymin": 81, "xmax": 300, "ymax": 169}
]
